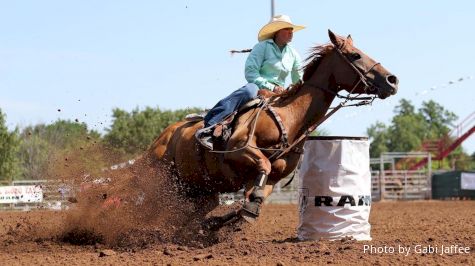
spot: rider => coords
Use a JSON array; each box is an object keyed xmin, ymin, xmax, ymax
[{"xmin": 195, "ymin": 14, "xmax": 305, "ymax": 150}]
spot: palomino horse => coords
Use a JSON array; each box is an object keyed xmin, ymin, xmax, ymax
[{"xmin": 145, "ymin": 30, "xmax": 398, "ymax": 226}]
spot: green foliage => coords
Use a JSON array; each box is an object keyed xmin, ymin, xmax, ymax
[
  {"xmin": 389, "ymin": 110, "xmax": 426, "ymax": 152},
  {"xmin": 445, "ymin": 147, "xmax": 475, "ymax": 171},
  {"xmin": 419, "ymin": 100, "xmax": 458, "ymax": 139},
  {"xmin": 309, "ymin": 128, "xmax": 330, "ymax": 136},
  {"xmin": 17, "ymin": 120, "xmax": 101, "ymax": 180},
  {"xmin": 104, "ymin": 106, "xmax": 203, "ymax": 156},
  {"xmin": 367, "ymin": 122, "xmax": 390, "ymax": 157},
  {"xmin": 4, "ymin": 105, "xmax": 203, "ymax": 181},
  {"xmin": 39, "ymin": 120, "xmax": 100, "ymax": 149},
  {"xmin": 0, "ymin": 109, "xmax": 21, "ymax": 181},
  {"xmin": 17, "ymin": 132, "xmax": 51, "ymax": 180},
  {"xmin": 367, "ymin": 99, "xmax": 459, "ymax": 158},
  {"xmin": 367, "ymin": 99, "xmax": 474, "ymax": 170}
]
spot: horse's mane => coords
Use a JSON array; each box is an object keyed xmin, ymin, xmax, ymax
[{"xmin": 278, "ymin": 43, "xmax": 334, "ymax": 101}]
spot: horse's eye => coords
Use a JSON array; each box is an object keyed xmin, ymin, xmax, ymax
[{"xmin": 349, "ymin": 52, "xmax": 361, "ymax": 61}]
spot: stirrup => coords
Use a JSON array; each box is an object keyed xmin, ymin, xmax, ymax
[{"xmin": 195, "ymin": 127, "xmax": 214, "ymax": 150}]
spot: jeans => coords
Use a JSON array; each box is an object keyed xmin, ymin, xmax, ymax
[{"xmin": 204, "ymin": 83, "xmax": 259, "ymax": 128}]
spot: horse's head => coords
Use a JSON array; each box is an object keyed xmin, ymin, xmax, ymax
[{"xmin": 327, "ymin": 30, "xmax": 398, "ymax": 99}]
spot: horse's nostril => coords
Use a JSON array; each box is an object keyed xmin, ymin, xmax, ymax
[{"xmin": 387, "ymin": 75, "xmax": 398, "ymax": 85}]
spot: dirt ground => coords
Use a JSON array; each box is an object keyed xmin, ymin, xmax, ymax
[{"xmin": 0, "ymin": 201, "xmax": 473, "ymax": 265}]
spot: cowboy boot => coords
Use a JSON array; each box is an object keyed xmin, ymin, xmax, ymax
[{"xmin": 195, "ymin": 126, "xmax": 214, "ymax": 150}]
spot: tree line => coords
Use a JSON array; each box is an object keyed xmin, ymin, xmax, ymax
[
  {"xmin": 367, "ymin": 99, "xmax": 474, "ymax": 170},
  {"xmin": 1, "ymin": 99, "xmax": 474, "ymax": 181},
  {"xmin": 0, "ymin": 106, "xmax": 202, "ymax": 182}
]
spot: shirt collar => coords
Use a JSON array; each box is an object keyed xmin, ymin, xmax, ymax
[{"xmin": 265, "ymin": 39, "xmax": 288, "ymax": 51}]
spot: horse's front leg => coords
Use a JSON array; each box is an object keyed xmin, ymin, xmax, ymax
[
  {"xmin": 239, "ymin": 157, "xmax": 274, "ymax": 222},
  {"xmin": 242, "ymin": 157, "xmax": 288, "ymax": 200},
  {"xmin": 222, "ymin": 144, "xmax": 273, "ymax": 222}
]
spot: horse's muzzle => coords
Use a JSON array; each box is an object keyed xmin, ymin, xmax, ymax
[
  {"xmin": 377, "ymin": 74, "xmax": 398, "ymax": 99},
  {"xmin": 386, "ymin": 74, "xmax": 399, "ymax": 94}
]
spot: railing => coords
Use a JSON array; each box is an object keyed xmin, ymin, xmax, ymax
[
  {"xmin": 1, "ymin": 167, "xmax": 433, "ymax": 211},
  {"xmin": 410, "ymin": 111, "xmax": 475, "ymax": 170},
  {"xmin": 0, "ymin": 180, "xmax": 73, "ymax": 211},
  {"xmin": 373, "ymin": 170, "xmax": 431, "ymax": 200}
]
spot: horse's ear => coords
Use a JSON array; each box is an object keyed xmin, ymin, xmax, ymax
[
  {"xmin": 328, "ymin": 29, "xmax": 343, "ymax": 47},
  {"xmin": 329, "ymin": 30, "xmax": 338, "ymax": 45},
  {"xmin": 346, "ymin": 34, "xmax": 353, "ymax": 46}
]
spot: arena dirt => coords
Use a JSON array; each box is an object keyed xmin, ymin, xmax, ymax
[
  {"xmin": 1, "ymin": 200, "xmax": 473, "ymax": 264},
  {"xmin": 1, "ymin": 144, "xmax": 473, "ymax": 264}
]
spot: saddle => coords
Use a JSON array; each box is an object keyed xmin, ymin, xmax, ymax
[{"xmin": 186, "ymin": 98, "xmax": 264, "ymax": 143}]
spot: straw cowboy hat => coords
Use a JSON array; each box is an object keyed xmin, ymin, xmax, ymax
[{"xmin": 257, "ymin": 14, "xmax": 305, "ymax": 42}]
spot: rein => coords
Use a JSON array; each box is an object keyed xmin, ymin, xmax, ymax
[
  {"xmin": 211, "ymin": 43, "xmax": 381, "ymax": 160},
  {"xmin": 271, "ymin": 44, "xmax": 381, "ymax": 160}
]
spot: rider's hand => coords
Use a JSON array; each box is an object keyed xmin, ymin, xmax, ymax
[{"xmin": 273, "ymin": 86, "xmax": 285, "ymax": 94}]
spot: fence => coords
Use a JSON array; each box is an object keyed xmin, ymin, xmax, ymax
[
  {"xmin": 372, "ymin": 170, "xmax": 431, "ymax": 200},
  {"xmin": 0, "ymin": 180, "xmax": 72, "ymax": 211},
  {"xmin": 219, "ymin": 174, "xmax": 299, "ymax": 205},
  {"xmin": 222, "ymin": 168, "xmax": 432, "ymax": 205},
  {"xmin": 1, "ymin": 168, "xmax": 434, "ymax": 212}
]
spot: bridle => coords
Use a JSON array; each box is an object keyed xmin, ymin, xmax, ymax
[
  {"xmin": 334, "ymin": 43, "xmax": 382, "ymax": 99},
  {"xmin": 310, "ymin": 43, "xmax": 382, "ymax": 109},
  {"xmin": 211, "ymin": 42, "xmax": 385, "ymax": 159},
  {"xmin": 267, "ymin": 43, "xmax": 384, "ymax": 159}
]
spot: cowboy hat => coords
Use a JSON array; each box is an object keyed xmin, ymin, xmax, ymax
[{"xmin": 257, "ymin": 14, "xmax": 305, "ymax": 42}]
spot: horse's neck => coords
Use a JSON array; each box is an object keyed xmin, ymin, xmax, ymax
[{"xmin": 280, "ymin": 72, "xmax": 337, "ymax": 141}]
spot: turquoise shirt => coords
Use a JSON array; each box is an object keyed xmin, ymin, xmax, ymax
[{"xmin": 245, "ymin": 39, "xmax": 303, "ymax": 91}]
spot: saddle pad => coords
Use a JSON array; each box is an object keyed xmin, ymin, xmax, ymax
[{"xmin": 184, "ymin": 112, "xmax": 207, "ymax": 121}]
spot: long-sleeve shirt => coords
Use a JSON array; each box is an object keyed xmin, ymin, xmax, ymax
[{"xmin": 244, "ymin": 39, "xmax": 303, "ymax": 91}]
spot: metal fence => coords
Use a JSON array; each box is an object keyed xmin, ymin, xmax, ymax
[
  {"xmin": 1, "ymin": 160, "xmax": 433, "ymax": 212},
  {"xmin": 220, "ymin": 167, "xmax": 432, "ymax": 205},
  {"xmin": 371, "ymin": 170, "xmax": 431, "ymax": 200}
]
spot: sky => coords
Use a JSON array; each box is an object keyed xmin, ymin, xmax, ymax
[{"xmin": 1, "ymin": 1, "xmax": 474, "ymax": 154}]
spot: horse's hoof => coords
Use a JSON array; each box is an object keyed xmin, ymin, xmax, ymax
[
  {"xmin": 240, "ymin": 209, "xmax": 258, "ymax": 224},
  {"xmin": 240, "ymin": 201, "xmax": 261, "ymax": 223}
]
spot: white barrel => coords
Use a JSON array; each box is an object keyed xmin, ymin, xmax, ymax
[{"xmin": 297, "ymin": 136, "xmax": 372, "ymax": 241}]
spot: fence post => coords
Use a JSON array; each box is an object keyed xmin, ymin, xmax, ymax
[
  {"xmin": 427, "ymin": 152, "xmax": 432, "ymax": 199},
  {"xmin": 380, "ymin": 155, "xmax": 385, "ymax": 200},
  {"xmin": 404, "ymin": 171, "xmax": 408, "ymax": 200}
]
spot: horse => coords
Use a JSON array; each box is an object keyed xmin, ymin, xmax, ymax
[{"xmin": 143, "ymin": 30, "xmax": 398, "ymax": 227}]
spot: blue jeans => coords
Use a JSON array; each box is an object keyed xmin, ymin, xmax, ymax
[{"xmin": 204, "ymin": 83, "xmax": 259, "ymax": 128}]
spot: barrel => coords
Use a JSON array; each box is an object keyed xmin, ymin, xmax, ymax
[{"xmin": 297, "ymin": 136, "xmax": 372, "ymax": 241}]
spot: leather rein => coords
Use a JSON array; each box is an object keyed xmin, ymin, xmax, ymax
[
  {"xmin": 211, "ymin": 43, "xmax": 383, "ymax": 161},
  {"xmin": 267, "ymin": 43, "xmax": 383, "ymax": 160}
]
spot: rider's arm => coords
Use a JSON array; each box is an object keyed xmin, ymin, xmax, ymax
[
  {"xmin": 244, "ymin": 42, "xmax": 275, "ymax": 91},
  {"xmin": 291, "ymin": 48, "xmax": 303, "ymax": 85}
]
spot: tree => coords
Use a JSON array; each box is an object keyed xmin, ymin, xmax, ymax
[
  {"xmin": 309, "ymin": 128, "xmax": 330, "ymax": 136},
  {"xmin": 388, "ymin": 109, "xmax": 426, "ymax": 152},
  {"xmin": 17, "ymin": 120, "xmax": 102, "ymax": 180},
  {"xmin": 104, "ymin": 106, "xmax": 203, "ymax": 156},
  {"xmin": 17, "ymin": 132, "xmax": 51, "ymax": 180},
  {"xmin": 418, "ymin": 100, "xmax": 457, "ymax": 139},
  {"xmin": 367, "ymin": 122, "xmax": 390, "ymax": 157},
  {"xmin": 0, "ymin": 109, "xmax": 20, "ymax": 182},
  {"xmin": 367, "ymin": 99, "xmax": 459, "ymax": 159}
]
